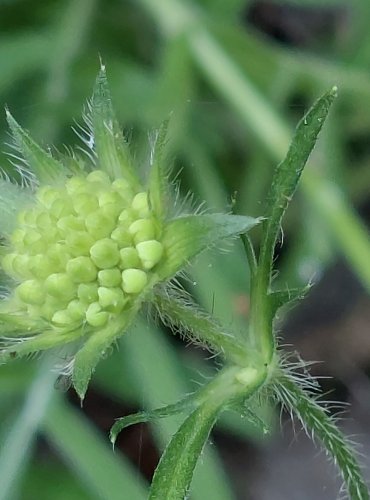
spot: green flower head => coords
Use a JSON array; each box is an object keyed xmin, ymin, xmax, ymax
[{"xmin": 0, "ymin": 66, "xmax": 259, "ymax": 399}]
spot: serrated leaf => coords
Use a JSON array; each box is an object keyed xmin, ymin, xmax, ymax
[
  {"xmin": 0, "ymin": 328, "xmax": 81, "ymax": 364},
  {"xmin": 110, "ymin": 392, "xmax": 199, "ymax": 446},
  {"xmin": 274, "ymin": 374, "xmax": 369, "ymax": 500},
  {"xmin": 148, "ymin": 399, "xmax": 223, "ymax": 500},
  {"xmin": 91, "ymin": 66, "xmax": 139, "ymax": 187},
  {"xmin": 0, "ymin": 179, "xmax": 33, "ymax": 235},
  {"xmin": 6, "ymin": 111, "xmax": 66, "ymax": 183},
  {"xmin": 157, "ymin": 213, "xmax": 261, "ymax": 280},
  {"xmin": 148, "ymin": 117, "xmax": 171, "ymax": 221}
]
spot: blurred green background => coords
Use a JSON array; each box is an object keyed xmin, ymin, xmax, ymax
[{"xmin": 0, "ymin": 0, "xmax": 370, "ymax": 499}]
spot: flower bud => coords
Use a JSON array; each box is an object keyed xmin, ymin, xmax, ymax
[
  {"xmin": 47, "ymin": 244, "xmax": 70, "ymax": 271},
  {"xmin": 16, "ymin": 280, "xmax": 45, "ymax": 305},
  {"xmin": 98, "ymin": 269, "xmax": 122, "ymax": 287},
  {"xmin": 66, "ymin": 231, "xmax": 95, "ymax": 257},
  {"xmin": 86, "ymin": 302, "xmax": 108, "ymax": 327},
  {"xmin": 85, "ymin": 210, "xmax": 116, "ymax": 239},
  {"xmin": 132, "ymin": 192, "xmax": 149, "ymax": 217},
  {"xmin": 45, "ymin": 273, "xmax": 76, "ymax": 301},
  {"xmin": 98, "ymin": 287, "xmax": 127, "ymax": 313},
  {"xmin": 12, "ymin": 255, "xmax": 33, "ymax": 278},
  {"xmin": 77, "ymin": 283, "xmax": 99, "ymax": 303},
  {"xmin": 29, "ymin": 254, "xmax": 53, "ymax": 279},
  {"xmin": 90, "ymin": 239, "xmax": 120, "ymax": 269},
  {"xmin": 111, "ymin": 226, "xmax": 132, "ymax": 247},
  {"xmin": 52, "ymin": 309, "xmax": 78, "ymax": 326},
  {"xmin": 57, "ymin": 215, "xmax": 85, "ymax": 235},
  {"xmin": 65, "ymin": 176, "xmax": 86, "ymax": 194},
  {"xmin": 136, "ymin": 240, "xmax": 164, "ymax": 269},
  {"xmin": 50, "ymin": 198, "xmax": 73, "ymax": 218},
  {"xmin": 66, "ymin": 256, "xmax": 97, "ymax": 283},
  {"xmin": 129, "ymin": 219, "xmax": 156, "ymax": 243},
  {"xmin": 67, "ymin": 299, "xmax": 86, "ymax": 320},
  {"xmin": 121, "ymin": 268, "xmax": 147, "ymax": 294},
  {"xmin": 73, "ymin": 193, "xmax": 99, "ymax": 217},
  {"xmin": 119, "ymin": 247, "xmax": 141, "ymax": 269}
]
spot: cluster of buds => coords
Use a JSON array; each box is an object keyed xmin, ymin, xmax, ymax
[
  {"xmin": 3, "ymin": 171, "xmax": 163, "ymax": 328},
  {"xmin": 0, "ymin": 67, "xmax": 258, "ymax": 399}
]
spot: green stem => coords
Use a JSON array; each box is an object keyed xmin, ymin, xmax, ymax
[
  {"xmin": 240, "ymin": 233, "xmax": 257, "ymax": 276},
  {"xmin": 149, "ymin": 365, "xmax": 267, "ymax": 499}
]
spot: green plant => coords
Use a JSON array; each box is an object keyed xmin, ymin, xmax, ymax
[{"xmin": 0, "ymin": 68, "xmax": 368, "ymax": 500}]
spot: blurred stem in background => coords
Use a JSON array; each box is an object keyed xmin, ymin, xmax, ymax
[
  {"xmin": 136, "ymin": 0, "xmax": 370, "ymax": 293},
  {"xmin": 0, "ymin": 357, "xmax": 56, "ymax": 500}
]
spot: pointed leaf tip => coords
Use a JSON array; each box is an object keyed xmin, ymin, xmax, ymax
[
  {"xmin": 91, "ymin": 69, "xmax": 139, "ymax": 186},
  {"xmin": 110, "ymin": 393, "xmax": 200, "ymax": 445},
  {"xmin": 148, "ymin": 117, "xmax": 172, "ymax": 220},
  {"xmin": 259, "ymin": 87, "xmax": 337, "ymax": 282},
  {"xmin": 6, "ymin": 111, "xmax": 65, "ymax": 183},
  {"xmin": 157, "ymin": 213, "xmax": 261, "ymax": 280},
  {"xmin": 72, "ymin": 312, "xmax": 135, "ymax": 399}
]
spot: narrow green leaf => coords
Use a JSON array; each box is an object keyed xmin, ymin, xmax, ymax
[
  {"xmin": 72, "ymin": 309, "xmax": 137, "ymax": 400},
  {"xmin": 259, "ymin": 87, "xmax": 337, "ymax": 289},
  {"xmin": 0, "ymin": 179, "xmax": 33, "ymax": 235},
  {"xmin": 148, "ymin": 117, "xmax": 171, "ymax": 221},
  {"xmin": 157, "ymin": 213, "xmax": 261, "ymax": 279},
  {"xmin": 153, "ymin": 289, "xmax": 251, "ymax": 365},
  {"xmin": 43, "ymin": 398, "xmax": 148, "ymax": 500},
  {"xmin": 6, "ymin": 111, "xmax": 66, "ymax": 183},
  {"xmin": 91, "ymin": 65, "xmax": 139, "ymax": 187},
  {"xmin": 274, "ymin": 374, "xmax": 369, "ymax": 500},
  {"xmin": 0, "ymin": 328, "xmax": 81, "ymax": 364},
  {"xmin": 110, "ymin": 392, "xmax": 199, "ymax": 446},
  {"xmin": 248, "ymin": 88, "xmax": 336, "ymax": 360},
  {"xmin": 149, "ymin": 399, "xmax": 223, "ymax": 500}
]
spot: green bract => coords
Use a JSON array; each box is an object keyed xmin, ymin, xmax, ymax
[{"xmin": 0, "ymin": 66, "xmax": 259, "ymax": 399}]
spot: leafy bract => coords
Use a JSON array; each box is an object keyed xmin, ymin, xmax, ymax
[
  {"xmin": 0, "ymin": 328, "xmax": 81, "ymax": 364},
  {"xmin": 153, "ymin": 289, "xmax": 250, "ymax": 365},
  {"xmin": 6, "ymin": 111, "xmax": 66, "ymax": 183},
  {"xmin": 72, "ymin": 308, "xmax": 138, "ymax": 400},
  {"xmin": 0, "ymin": 179, "xmax": 33, "ymax": 235},
  {"xmin": 157, "ymin": 213, "xmax": 261, "ymax": 280},
  {"xmin": 91, "ymin": 66, "xmax": 139, "ymax": 188},
  {"xmin": 148, "ymin": 117, "xmax": 171, "ymax": 223},
  {"xmin": 110, "ymin": 392, "xmax": 199, "ymax": 446}
]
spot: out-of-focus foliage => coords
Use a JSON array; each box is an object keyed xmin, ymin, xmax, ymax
[{"xmin": 0, "ymin": 1, "xmax": 369, "ymax": 499}]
